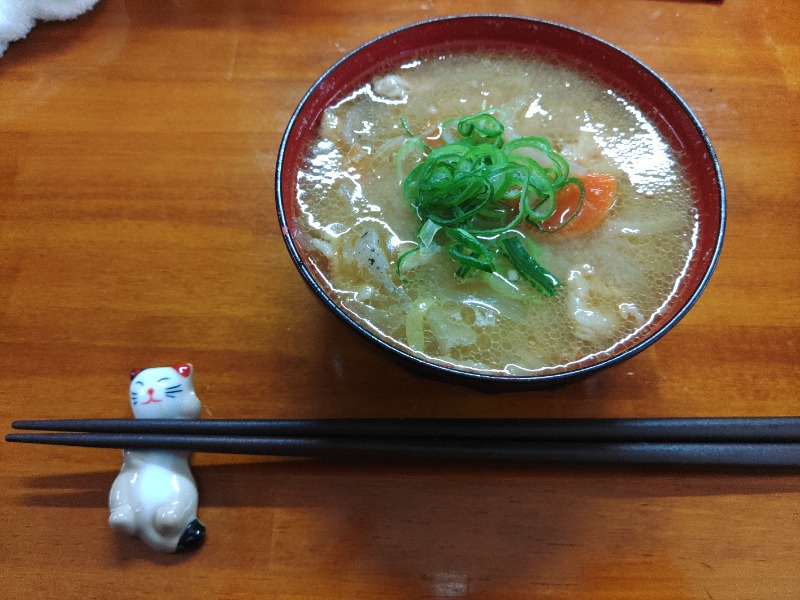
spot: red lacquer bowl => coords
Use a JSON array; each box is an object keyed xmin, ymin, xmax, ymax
[{"xmin": 275, "ymin": 15, "xmax": 725, "ymax": 391}]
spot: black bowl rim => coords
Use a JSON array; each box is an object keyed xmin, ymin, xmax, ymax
[{"xmin": 275, "ymin": 14, "xmax": 726, "ymax": 390}]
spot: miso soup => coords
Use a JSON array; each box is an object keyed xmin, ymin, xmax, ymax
[{"xmin": 294, "ymin": 53, "xmax": 697, "ymax": 375}]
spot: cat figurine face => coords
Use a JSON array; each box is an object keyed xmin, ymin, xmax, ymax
[{"xmin": 129, "ymin": 363, "xmax": 200, "ymax": 420}]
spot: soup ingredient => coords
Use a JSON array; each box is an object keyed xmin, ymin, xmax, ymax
[
  {"xmin": 542, "ymin": 172, "xmax": 618, "ymax": 236},
  {"xmin": 397, "ymin": 111, "xmax": 585, "ymax": 296},
  {"xmin": 499, "ymin": 237, "xmax": 560, "ymax": 297}
]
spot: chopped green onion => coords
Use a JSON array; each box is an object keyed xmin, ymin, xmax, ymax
[
  {"xmin": 456, "ymin": 112, "xmax": 504, "ymax": 140},
  {"xmin": 395, "ymin": 246, "xmax": 421, "ymax": 282},
  {"xmin": 396, "ymin": 110, "xmax": 581, "ymax": 296},
  {"xmin": 399, "ymin": 117, "xmax": 414, "ymax": 136},
  {"xmin": 418, "ymin": 219, "xmax": 441, "ymax": 248},
  {"xmin": 444, "ymin": 228, "xmax": 495, "ymax": 273},
  {"xmin": 499, "ymin": 236, "xmax": 560, "ymax": 297},
  {"xmin": 394, "ymin": 138, "xmax": 429, "ymax": 184}
]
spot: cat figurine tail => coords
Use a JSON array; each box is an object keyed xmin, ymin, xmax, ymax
[{"xmin": 108, "ymin": 363, "xmax": 206, "ymax": 553}]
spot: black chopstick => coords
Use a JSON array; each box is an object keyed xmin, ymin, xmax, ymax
[
  {"xmin": 5, "ymin": 431, "xmax": 800, "ymax": 467},
  {"xmin": 9, "ymin": 417, "xmax": 800, "ymax": 442},
  {"xmin": 7, "ymin": 418, "xmax": 800, "ymax": 467}
]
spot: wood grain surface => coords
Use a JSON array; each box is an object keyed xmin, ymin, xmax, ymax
[{"xmin": 1, "ymin": 1, "xmax": 798, "ymax": 598}]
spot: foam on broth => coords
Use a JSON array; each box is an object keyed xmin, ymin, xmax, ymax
[{"xmin": 294, "ymin": 52, "xmax": 697, "ymax": 375}]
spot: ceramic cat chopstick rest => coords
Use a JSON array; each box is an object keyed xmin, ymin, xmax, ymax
[{"xmin": 108, "ymin": 363, "xmax": 206, "ymax": 552}]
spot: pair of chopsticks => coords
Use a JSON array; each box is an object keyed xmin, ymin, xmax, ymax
[{"xmin": 6, "ymin": 417, "xmax": 800, "ymax": 467}]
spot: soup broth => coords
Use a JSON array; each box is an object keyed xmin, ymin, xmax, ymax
[{"xmin": 294, "ymin": 53, "xmax": 697, "ymax": 375}]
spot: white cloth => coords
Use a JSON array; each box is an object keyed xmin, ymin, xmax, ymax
[{"xmin": 0, "ymin": 0, "xmax": 101, "ymax": 57}]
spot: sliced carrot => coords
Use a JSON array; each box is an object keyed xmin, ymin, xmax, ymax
[
  {"xmin": 422, "ymin": 124, "xmax": 445, "ymax": 149},
  {"xmin": 541, "ymin": 172, "xmax": 618, "ymax": 236}
]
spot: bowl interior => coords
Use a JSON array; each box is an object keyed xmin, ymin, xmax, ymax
[{"xmin": 276, "ymin": 15, "xmax": 724, "ymax": 389}]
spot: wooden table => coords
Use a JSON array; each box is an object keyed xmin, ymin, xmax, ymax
[{"xmin": 1, "ymin": 1, "xmax": 798, "ymax": 598}]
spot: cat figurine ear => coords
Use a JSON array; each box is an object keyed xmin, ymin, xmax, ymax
[
  {"xmin": 173, "ymin": 363, "xmax": 192, "ymax": 378},
  {"xmin": 109, "ymin": 364, "xmax": 205, "ymax": 552}
]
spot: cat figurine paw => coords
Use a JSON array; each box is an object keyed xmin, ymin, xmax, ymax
[{"xmin": 108, "ymin": 363, "xmax": 206, "ymax": 552}]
